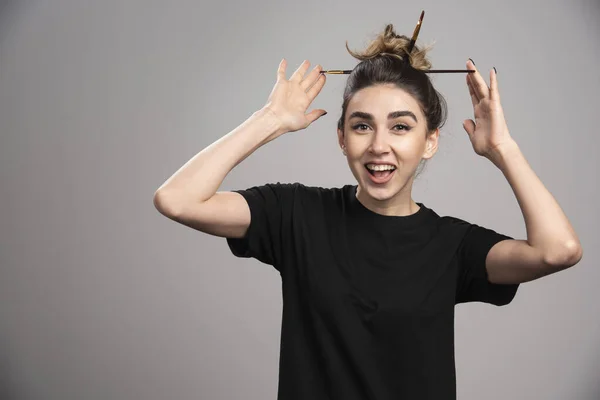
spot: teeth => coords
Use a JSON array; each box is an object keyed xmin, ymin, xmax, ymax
[{"xmin": 366, "ymin": 164, "xmax": 396, "ymax": 171}]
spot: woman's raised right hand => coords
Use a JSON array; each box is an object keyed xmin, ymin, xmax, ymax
[{"xmin": 262, "ymin": 59, "xmax": 328, "ymax": 135}]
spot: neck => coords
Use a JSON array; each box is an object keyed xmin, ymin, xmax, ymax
[{"xmin": 355, "ymin": 184, "xmax": 420, "ymax": 217}]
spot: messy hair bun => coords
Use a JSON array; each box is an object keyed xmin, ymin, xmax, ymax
[{"xmin": 345, "ymin": 24, "xmax": 434, "ymax": 72}]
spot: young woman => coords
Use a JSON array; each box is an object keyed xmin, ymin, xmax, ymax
[{"xmin": 153, "ymin": 24, "xmax": 582, "ymax": 400}]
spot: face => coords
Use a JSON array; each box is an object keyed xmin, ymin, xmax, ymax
[{"xmin": 337, "ymin": 83, "xmax": 439, "ymax": 214}]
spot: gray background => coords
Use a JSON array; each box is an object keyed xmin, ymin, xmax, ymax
[{"xmin": 1, "ymin": 0, "xmax": 599, "ymax": 399}]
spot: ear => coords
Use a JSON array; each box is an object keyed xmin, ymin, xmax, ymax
[
  {"xmin": 337, "ymin": 128, "xmax": 345, "ymax": 151},
  {"xmin": 422, "ymin": 128, "xmax": 439, "ymax": 159}
]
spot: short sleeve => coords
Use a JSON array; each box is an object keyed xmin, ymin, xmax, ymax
[
  {"xmin": 225, "ymin": 182, "xmax": 297, "ymax": 272},
  {"xmin": 455, "ymin": 223, "xmax": 520, "ymax": 306}
]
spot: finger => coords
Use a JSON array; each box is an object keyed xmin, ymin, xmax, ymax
[
  {"xmin": 463, "ymin": 118, "xmax": 475, "ymax": 138},
  {"xmin": 301, "ymin": 64, "xmax": 323, "ymax": 91},
  {"xmin": 306, "ymin": 108, "xmax": 328, "ymax": 124},
  {"xmin": 489, "ymin": 67, "xmax": 500, "ymax": 103},
  {"xmin": 290, "ymin": 60, "xmax": 311, "ymax": 82},
  {"xmin": 466, "ymin": 74, "xmax": 478, "ymax": 107},
  {"xmin": 467, "ymin": 59, "xmax": 489, "ymax": 100},
  {"xmin": 277, "ymin": 58, "xmax": 287, "ymax": 81},
  {"xmin": 306, "ymin": 73, "xmax": 326, "ymax": 100}
]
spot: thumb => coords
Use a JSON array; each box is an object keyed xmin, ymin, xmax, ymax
[
  {"xmin": 307, "ymin": 109, "xmax": 328, "ymax": 124},
  {"xmin": 463, "ymin": 119, "xmax": 475, "ymax": 139}
]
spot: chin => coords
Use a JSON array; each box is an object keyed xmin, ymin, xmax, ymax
[
  {"xmin": 363, "ymin": 183, "xmax": 400, "ymax": 201},
  {"xmin": 360, "ymin": 171, "xmax": 405, "ymax": 200}
]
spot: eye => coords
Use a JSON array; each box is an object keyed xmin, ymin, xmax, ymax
[
  {"xmin": 352, "ymin": 123, "xmax": 369, "ymax": 131},
  {"xmin": 351, "ymin": 123, "xmax": 410, "ymax": 132}
]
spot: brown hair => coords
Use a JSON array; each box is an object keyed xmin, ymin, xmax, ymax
[{"xmin": 338, "ymin": 24, "xmax": 448, "ymax": 178}]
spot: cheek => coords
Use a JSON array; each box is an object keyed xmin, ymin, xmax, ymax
[{"xmin": 398, "ymin": 138, "xmax": 427, "ymax": 159}]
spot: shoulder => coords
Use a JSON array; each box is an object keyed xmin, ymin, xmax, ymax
[
  {"xmin": 429, "ymin": 206, "xmax": 495, "ymax": 232},
  {"xmin": 235, "ymin": 181, "xmax": 348, "ymax": 206},
  {"xmin": 435, "ymin": 213, "xmax": 514, "ymax": 266},
  {"xmin": 431, "ymin": 212, "xmax": 511, "ymax": 247},
  {"xmin": 434, "ymin": 213, "xmax": 473, "ymax": 235},
  {"xmin": 234, "ymin": 181, "xmax": 305, "ymax": 199},
  {"xmin": 264, "ymin": 181, "xmax": 349, "ymax": 198}
]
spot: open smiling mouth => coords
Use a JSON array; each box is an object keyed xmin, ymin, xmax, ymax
[{"xmin": 364, "ymin": 164, "xmax": 396, "ymax": 184}]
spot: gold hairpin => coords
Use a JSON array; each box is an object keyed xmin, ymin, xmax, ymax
[{"xmin": 321, "ymin": 10, "xmax": 475, "ymax": 75}]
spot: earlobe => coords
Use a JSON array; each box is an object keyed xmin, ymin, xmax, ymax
[
  {"xmin": 425, "ymin": 143, "xmax": 438, "ymax": 158},
  {"xmin": 337, "ymin": 128, "xmax": 346, "ymax": 155},
  {"xmin": 424, "ymin": 128, "xmax": 440, "ymax": 158}
]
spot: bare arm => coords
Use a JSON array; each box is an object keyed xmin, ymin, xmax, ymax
[
  {"xmin": 462, "ymin": 60, "xmax": 582, "ymax": 284},
  {"xmin": 153, "ymin": 59, "xmax": 327, "ymax": 237},
  {"xmin": 153, "ymin": 107, "xmax": 283, "ymax": 213}
]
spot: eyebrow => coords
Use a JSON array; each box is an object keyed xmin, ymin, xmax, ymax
[{"xmin": 348, "ymin": 110, "xmax": 418, "ymax": 123}]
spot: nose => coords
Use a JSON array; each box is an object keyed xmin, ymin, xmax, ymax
[{"xmin": 368, "ymin": 130, "xmax": 392, "ymax": 155}]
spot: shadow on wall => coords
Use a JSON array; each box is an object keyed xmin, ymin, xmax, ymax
[
  {"xmin": 0, "ymin": 0, "xmax": 28, "ymax": 45},
  {"xmin": 0, "ymin": 339, "xmax": 22, "ymax": 400}
]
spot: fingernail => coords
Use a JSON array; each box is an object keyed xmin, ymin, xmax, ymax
[
  {"xmin": 493, "ymin": 67, "xmax": 497, "ymax": 75},
  {"xmin": 469, "ymin": 58, "xmax": 475, "ymax": 66},
  {"xmin": 323, "ymin": 112, "xmax": 328, "ymax": 116}
]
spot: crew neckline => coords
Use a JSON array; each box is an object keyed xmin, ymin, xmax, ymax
[{"xmin": 346, "ymin": 184, "xmax": 431, "ymax": 228}]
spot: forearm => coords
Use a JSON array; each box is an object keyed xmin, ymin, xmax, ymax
[
  {"xmin": 487, "ymin": 138, "xmax": 582, "ymax": 265},
  {"xmin": 154, "ymin": 107, "xmax": 284, "ymax": 210}
]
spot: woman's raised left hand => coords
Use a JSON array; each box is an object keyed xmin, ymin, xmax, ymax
[{"xmin": 463, "ymin": 59, "xmax": 514, "ymax": 159}]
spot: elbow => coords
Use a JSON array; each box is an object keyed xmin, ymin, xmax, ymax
[
  {"xmin": 153, "ymin": 189, "xmax": 183, "ymax": 218},
  {"xmin": 543, "ymin": 240, "xmax": 583, "ymax": 271}
]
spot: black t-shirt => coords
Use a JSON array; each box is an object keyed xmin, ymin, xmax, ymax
[{"xmin": 226, "ymin": 182, "xmax": 519, "ymax": 400}]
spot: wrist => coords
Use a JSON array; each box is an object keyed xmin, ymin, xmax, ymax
[
  {"xmin": 486, "ymin": 138, "xmax": 521, "ymax": 170},
  {"xmin": 254, "ymin": 107, "xmax": 286, "ymax": 138}
]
